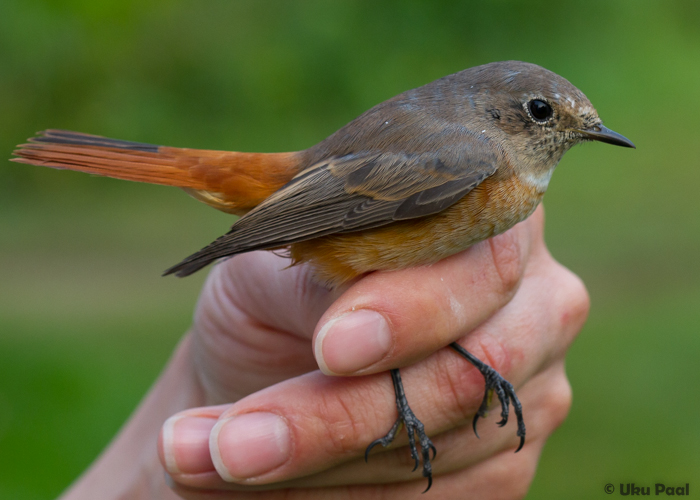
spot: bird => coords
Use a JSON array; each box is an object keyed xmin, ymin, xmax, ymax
[{"xmin": 12, "ymin": 60, "xmax": 634, "ymax": 491}]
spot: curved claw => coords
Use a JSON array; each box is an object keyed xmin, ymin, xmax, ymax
[
  {"xmin": 422, "ymin": 474, "xmax": 433, "ymax": 494},
  {"xmin": 472, "ymin": 413, "xmax": 481, "ymax": 439},
  {"xmin": 497, "ymin": 417, "xmax": 507, "ymax": 427},
  {"xmin": 515, "ymin": 435, "xmax": 525, "ymax": 453},
  {"xmin": 429, "ymin": 443, "xmax": 437, "ymax": 460},
  {"xmin": 412, "ymin": 455, "xmax": 420, "ymax": 472},
  {"xmin": 365, "ymin": 439, "xmax": 382, "ymax": 462}
]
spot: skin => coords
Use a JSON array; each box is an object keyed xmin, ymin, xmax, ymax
[{"xmin": 58, "ymin": 207, "xmax": 590, "ymax": 499}]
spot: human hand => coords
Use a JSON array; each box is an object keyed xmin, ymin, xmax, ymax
[{"xmin": 158, "ymin": 205, "xmax": 589, "ymax": 499}]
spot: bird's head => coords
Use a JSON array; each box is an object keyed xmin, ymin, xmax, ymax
[{"xmin": 464, "ymin": 61, "xmax": 635, "ymax": 188}]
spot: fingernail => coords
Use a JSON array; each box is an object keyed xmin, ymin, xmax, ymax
[
  {"xmin": 162, "ymin": 415, "xmax": 217, "ymax": 475},
  {"xmin": 315, "ymin": 310, "xmax": 392, "ymax": 375},
  {"xmin": 210, "ymin": 413, "xmax": 291, "ymax": 481}
]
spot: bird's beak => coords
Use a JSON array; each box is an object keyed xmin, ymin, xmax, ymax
[{"xmin": 576, "ymin": 124, "xmax": 635, "ymax": 148}]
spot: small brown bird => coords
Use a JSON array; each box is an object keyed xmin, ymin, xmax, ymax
[{"xmin": 12, "ymin": 61, "xmax": 634, "ymax": 490}]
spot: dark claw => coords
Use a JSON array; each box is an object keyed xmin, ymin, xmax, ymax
[
  {"xmin": 365, "ymin": 417, "xmax": 402, "ymax": 462},
  {"xmin": 364, "ymin": 439, "xmax": 382, "ymax": 462},
  {"xmin": 422, "ymin": 474, "xmax": 433, "ymax": 494},
  {"xmin": 472, "ymin": 413, "xmax": 481, "ymax": 439}
]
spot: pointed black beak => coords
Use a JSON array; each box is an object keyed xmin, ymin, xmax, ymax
[{"xmin": 577, "ymin": 124, "xmax": 635, "ymax": 148}]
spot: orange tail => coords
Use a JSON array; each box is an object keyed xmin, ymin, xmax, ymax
[{"xmin": 12, "ymin": 129, "xmax": 303, "ymax": 214}]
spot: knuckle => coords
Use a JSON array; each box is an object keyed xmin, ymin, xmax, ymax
[
  {"xmin": 544, "ymin": 374, "xmax": 574, "ymax": 431},
  {"xmin": 530, "ymin": 364, "xmax": 573, "ymax": 436},
  {"xmin": 314, "ymin": 385, "xmax": 383, "ymax": 458},
  {"xmin": 319, "ymin": 398, "xmax": 366, "ymax": 457},
  {"xmin": 555, "ymin": 266, "xmax": 591, "ymax": 336},
  {"xmin": 488, "ymin": 230, "xmax": 525, "ymax": 296}
]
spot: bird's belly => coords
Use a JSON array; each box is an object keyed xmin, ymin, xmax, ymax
[{"xmin": 290, "ymin": 174, "xmax": 544, "ymax": 287}]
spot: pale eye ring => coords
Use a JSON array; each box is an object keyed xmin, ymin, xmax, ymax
[{"xmin": 528, "ymin": 99, "xmax": 553, "ymax": 122}]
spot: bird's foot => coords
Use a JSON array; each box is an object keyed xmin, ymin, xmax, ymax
[
  {"xmin": 450, "ymin": 342, "xmax": 526, "ymax": 452},
  {"xmin": 365, "ymin": 369, "xmax": 436, "ymax": 492}
]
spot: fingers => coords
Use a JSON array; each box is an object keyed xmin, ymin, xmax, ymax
[
  {"xmin": 161, "ymin": 361, "xmax": 571, "ymax": 496},
  {"xmin": 170, "ymin": 437, "xmax": 540, "ymax": 500},
  {"xmin": 169, "ymin": 429, "xmax": 542, "ymax": 500},
  {"xmin": 313, "ymin": 207, "xmax": 544, "ymax": 376},
  {"xmin": 159, "ymin": 405, "xmax": 227, "ymax": 476},
  {"xmin": 159, "ymin": 241, "xmax": 585, "ymax": 489}
]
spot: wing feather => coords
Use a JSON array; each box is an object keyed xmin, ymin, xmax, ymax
[{"xmin": 165, "ymin": 136, "xmax": 498, "ymax": 276}]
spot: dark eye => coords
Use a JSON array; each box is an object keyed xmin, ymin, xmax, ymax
[{"xmin": 528, "ymin": 99, "xmax": 553, "ymax": 122}]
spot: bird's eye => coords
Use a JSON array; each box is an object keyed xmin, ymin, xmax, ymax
[{"xmin": 528, "ymin": 99, "xmax": 553, "ymax": 122}]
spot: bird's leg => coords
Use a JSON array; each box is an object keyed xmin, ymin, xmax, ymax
[
  {"xmin": 365, "ymin": 368, "xmax": 437, "ymax": 492},
  {"xmin": 449, "ymin": 342, "xmax": 526, "ymax": 452}
]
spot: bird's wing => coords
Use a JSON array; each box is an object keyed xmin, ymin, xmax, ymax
[{"xmin": 166, "ymin": 137, "xmax": 498, "ymax": 276}]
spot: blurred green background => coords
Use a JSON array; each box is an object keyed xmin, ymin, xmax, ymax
[{"xmin": 1, "ymin": 0, "xmax": 699, "ymax": 498}]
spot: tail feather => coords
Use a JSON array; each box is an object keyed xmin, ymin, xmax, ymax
[
  {"xmin": 30, "ymin": 129, "xmax": 161, "ymax": 152},
  {"xmin": 12, "ymin": 129, "xmax": 208, "ymax": 190},
  {"xmin": 12, "ymin": 129, "xmax": 304, "ymax": 215}
]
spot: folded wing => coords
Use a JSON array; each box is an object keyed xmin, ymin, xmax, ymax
[{"xmin": 166, "ymin": 135, "xmax": 498, "ymax": 276}]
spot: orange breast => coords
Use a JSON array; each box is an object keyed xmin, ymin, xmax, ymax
[{"xmin": 290, "ymin": 172, "xmax": 544, "ymax": 287}]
